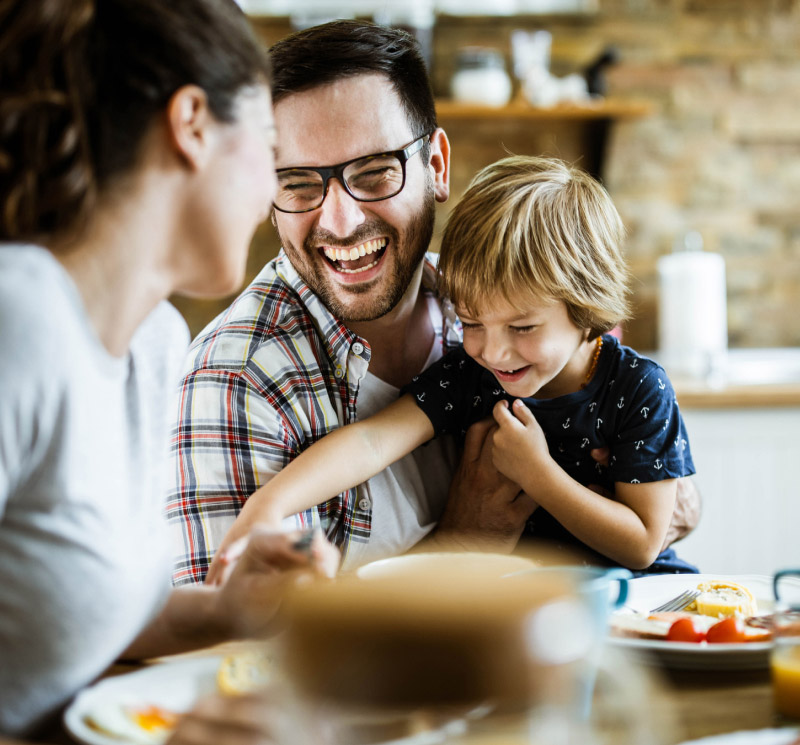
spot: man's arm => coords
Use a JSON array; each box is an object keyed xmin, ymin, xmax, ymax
[
  {"xmin": 167, "ymin": 367, "xmax": 298, "ymax": 586},
  {"xmin": 427, "ymin": 417, "xmax": 537, "ymax": 554}
]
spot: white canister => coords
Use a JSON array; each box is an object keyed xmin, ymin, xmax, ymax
[
  {"xmin": 657, "ymin": 237, "xmax": 727, "ymax": 382},
  {"xmin": 450, "ymin": 47, "xmax": 512, "ymax": 107}
]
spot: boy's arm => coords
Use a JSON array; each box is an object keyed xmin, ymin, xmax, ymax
[
  {"xmin": 206, "ymin": 395, "xmax": 434, "ymax": 579},
  {"xmin": 589, "ymin": 446, "xmax": 701, "ymax": 550},
  {"xmin": 492, "ymin": 399, "xmax": 676, "ymax": 570}
]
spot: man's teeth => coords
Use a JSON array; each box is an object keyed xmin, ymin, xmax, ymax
[{"xmin": 322, "ymin": 239, "xmax": 386, "ymax": 264}]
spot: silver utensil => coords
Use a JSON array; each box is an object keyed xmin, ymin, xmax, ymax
[{"xmin": 649, "ymin": 588, "xmax": 701, "ymax": 613}]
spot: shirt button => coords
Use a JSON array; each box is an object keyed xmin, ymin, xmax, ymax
[
  {"xmin": 358, "ymin": 497, "xmax": 371, "ymax": 511},
  {"xmin": 334, "ymin": 366, "xmax": 344, "ymax": 379},
  {"xmin": 352, "ymin": 342, "xmax": 365, "ymax": 356}
]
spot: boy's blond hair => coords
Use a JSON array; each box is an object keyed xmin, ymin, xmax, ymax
[{"xmin": 438, "ymin": 156, "xmax": 630, "ymax": 338}]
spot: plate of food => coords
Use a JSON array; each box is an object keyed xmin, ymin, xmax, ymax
[
  {"xmin": 607, "ymin": 574, "xmax": 800, "ymax": 670},
  {"xmin": 64, "ymin": 646, "xmax": 469, "ymax": 745},
  {"xmin": 64, "ymin": 648, "xmax": 275, "ymax": 745}
]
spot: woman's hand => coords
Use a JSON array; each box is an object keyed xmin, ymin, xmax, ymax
[{"xmin": 213, "ymin": 528, "xmax": 340, "ymax": 640}]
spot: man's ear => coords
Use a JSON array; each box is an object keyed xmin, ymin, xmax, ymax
[
  {"xmin": 428, "ymin": 127, "xmax": 451, "ymax": 204},
  {"xmin": 165, "ymin": 84, "xmax": 213, "ymax": 171}
]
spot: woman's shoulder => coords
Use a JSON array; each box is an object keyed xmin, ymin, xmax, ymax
[{"xmin": 0, "ymin": 245, "xmax": 79, "ymax": 365}]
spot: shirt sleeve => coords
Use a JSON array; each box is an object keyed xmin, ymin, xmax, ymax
[
  {"xmin": 401, "ymin": 347, "xmax": 476, "ymax": 436},
  {"xmin": 166, "ymin": 363, "xmax": 300, "ymax": 585},
  {"xmin": 607, "ymin": 367, "xmax": 695, "ymax": 484}
]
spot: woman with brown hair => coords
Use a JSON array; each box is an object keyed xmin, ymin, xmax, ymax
[{"xmin": 0, "ymin": 0, "xmax": 337, "ymax": 739}]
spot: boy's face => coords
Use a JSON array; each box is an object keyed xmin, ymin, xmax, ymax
[{"xmin": 458, "ymin": 296, "xmax": 593, "ymax": 399}]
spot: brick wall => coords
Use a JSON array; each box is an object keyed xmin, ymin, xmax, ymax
[{"xmin": 174, "ymin": 2, "xmax": 800, "ymax": 352}]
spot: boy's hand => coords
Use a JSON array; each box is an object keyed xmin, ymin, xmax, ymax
[{"xmin": 491, "ymin": 399, "xmax": 552, "ymax": 488}]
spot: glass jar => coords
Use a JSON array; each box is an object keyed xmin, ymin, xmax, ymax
[{"xmin": 450, "ymin": 47, "xmax": 512, "ymax": 106}]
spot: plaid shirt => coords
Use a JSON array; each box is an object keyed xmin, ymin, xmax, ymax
[{"xmin": 167, "ymin": 250, "xmax": 461, "ymax": 584}]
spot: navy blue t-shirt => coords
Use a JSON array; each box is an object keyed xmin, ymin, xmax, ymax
[{"xmin": 402, "ymin": 334, "xmax": 697, "ymax": 573}]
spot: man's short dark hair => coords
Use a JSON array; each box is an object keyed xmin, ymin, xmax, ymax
[{"xmin": 269, "ymin": 20, "xmax": 437, "ymax": 141}]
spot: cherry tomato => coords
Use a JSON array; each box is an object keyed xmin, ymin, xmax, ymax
[
  {"xmin": 706, "ymin": 617, "xmax": 748, "ymax": 644},
  {"xmin": 666, "ymin": 617, "xmax": 707, "ymax": 643}
]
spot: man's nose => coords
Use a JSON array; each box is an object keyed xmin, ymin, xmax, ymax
[{"xmin": 314, "ymin": 177, "xmax": 366, "ymax": 236}]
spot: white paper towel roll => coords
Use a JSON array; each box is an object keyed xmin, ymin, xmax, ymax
[{"xmin": 657, "ymin": 250, "xmax": 727, "ymax": 381}]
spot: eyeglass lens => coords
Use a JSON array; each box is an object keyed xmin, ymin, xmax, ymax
[{"xmin": 276, "ymin": 153, "xmax": 406, "ymax": 213}]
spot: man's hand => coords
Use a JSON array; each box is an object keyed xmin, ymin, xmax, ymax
[
  {"xmin": 433, "ymin": 417, "xmax": 537, "ymax": 554},
  {"xmin": 589, "ymin": 447, "xmax": 701, "ymax": 551}
]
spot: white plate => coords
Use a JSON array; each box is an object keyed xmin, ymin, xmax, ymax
[
  {"xmin": 607, "ymin": 574, "xmax": 800, "ymax": 670},
  {"xmin": 64, "ymin": 656, "xmax": 223, "ymax": 745},
  {"xmin": 64, "ymin": 654, "xmax": 468, "ymax": 745},
  {"xmin": 678, "ymin": 727, "xmax": 799, "ymax": 745}
]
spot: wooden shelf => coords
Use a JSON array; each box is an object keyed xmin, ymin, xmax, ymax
[{"xmin": 435, "ymin": 98, "xmax": 653, "ymax": 121}]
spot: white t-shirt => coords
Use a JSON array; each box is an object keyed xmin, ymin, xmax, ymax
[
  {"xmin": 340, "ymin": 297, "xmax": 458, "ymax": 571},
  {"xmin": 0, "ymin": 245, "xmax": 189, "ymax": 736}
]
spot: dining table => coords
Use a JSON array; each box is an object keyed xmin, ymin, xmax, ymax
[{"xmin": 29, "ymin": 639, "xmax": 798, "ymax": 745}]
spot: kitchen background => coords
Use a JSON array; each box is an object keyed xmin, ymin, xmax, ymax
[{"xmin": 172, "ymin": 0, "xmax": 800, "ymax": 575}]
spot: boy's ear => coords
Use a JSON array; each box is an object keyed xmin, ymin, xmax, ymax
[
  {"xmin": 428, "ymin": 127, "xmax": 450, "ymax": 203},
  {"xmin": 165, "ymin": 84, "xmax": 214, "ymax": 171}
]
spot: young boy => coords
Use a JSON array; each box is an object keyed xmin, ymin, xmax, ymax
[{"xmin": 216, "ymin": 156, "xmax": 696, "ymax": 572}]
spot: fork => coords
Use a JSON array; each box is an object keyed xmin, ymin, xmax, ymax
[{"xmin": 649, "ymin": 588, "xmax": 701, "ymax": 613}]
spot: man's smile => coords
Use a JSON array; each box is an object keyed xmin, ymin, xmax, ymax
[{"xmin": 320, "ymin": 238, "xmax": 388, "ymax": 275}]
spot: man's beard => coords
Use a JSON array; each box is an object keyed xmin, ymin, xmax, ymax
[{"xmin": 277, "ymin": 186, "xmax": 436, "ymax": 324}]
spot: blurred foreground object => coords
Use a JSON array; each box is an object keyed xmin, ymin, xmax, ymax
[{"xmin": 280, "ymin": 553, "xmax": 670, "ymax": 744}]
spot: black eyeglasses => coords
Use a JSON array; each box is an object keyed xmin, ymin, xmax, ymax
[{"xmin": 273, "ymin": 133, "xmax": 431, "ymax": 214}]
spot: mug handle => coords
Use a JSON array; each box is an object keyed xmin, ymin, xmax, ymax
[
  {"xmin": 603, "ymin": 568, "xmax": 633, "ymax": 608},
  {"xmin": 774, "ymin": 569, "xmax": 800, "ymax": 602}
]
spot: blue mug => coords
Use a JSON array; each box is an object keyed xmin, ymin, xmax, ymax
[
  {"xmin": 510, "ymin": 565, "xmax": 633, "ymax": 720},
  {"xmin": 512, "ymin": 565, "xmax": 631, "ymax": 634}
]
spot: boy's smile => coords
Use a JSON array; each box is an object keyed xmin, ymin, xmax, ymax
[{"xmin": 458, "ymin": 296, "xmax": 596, "ymax": 399}]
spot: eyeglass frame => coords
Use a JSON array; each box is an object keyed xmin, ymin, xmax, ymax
[{"xmin": 272, "ymin": 132, "xmax": 433, "ymax": 214}]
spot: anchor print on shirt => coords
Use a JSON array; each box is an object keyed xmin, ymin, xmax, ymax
[
  {"xmin": 589, "ymin": 401, "xmax": 598, "ymax": 412},
  {"xmin": 473, "ymin": 395, "xmax": 482, "ymax": 407},
  {"xmin": 562, "ymin": 417, "xmax": 571, "ymax": 429},
  {"xmin": 657, "ymin": 378, "xmax": 666, "ymax": 390},
  {"xmin": 439, "ymin": 379, "xmax": 450, "ymax": 388},
  {"xmin": 640, "ymin": 406, "xmax": 650, "ymax": 419},
  {"xmin": 654, "ymin": 459, "xmax": 664, "ymax": 470},
  {"xmin": 630, "ymin": 359, "xmax": 639, "ymax": 369},
  {"xmin": 617, "ymin": 396, "xmax": 625, "ymax": 409}
]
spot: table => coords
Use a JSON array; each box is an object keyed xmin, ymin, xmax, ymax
[{"xmin": 31, "ymin": 646, "xmax": 799, "ymax": 745}]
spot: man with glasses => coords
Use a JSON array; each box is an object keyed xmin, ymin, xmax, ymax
[{"xmin": 167, "ymin": 20, "xmax": 700, "ymax": 582}]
